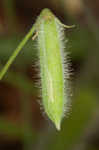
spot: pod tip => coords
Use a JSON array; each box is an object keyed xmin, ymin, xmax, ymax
[{"xmin": 55, "ymin": 122, "xmax": 61, "ymax": 131}]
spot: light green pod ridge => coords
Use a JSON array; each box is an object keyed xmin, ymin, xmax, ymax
[{"xmin": 36, "ymin": 9, "xmax": 69, "ymax": 130}]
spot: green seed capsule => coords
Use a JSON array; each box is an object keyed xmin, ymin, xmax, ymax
[{"xmin": 35, "ymin": 9, "xmax": 70, "ymax": 130}]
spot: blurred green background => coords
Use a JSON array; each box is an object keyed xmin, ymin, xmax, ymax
[{"xmin": 0, "ymin": 0, "xmax": 99, "ymax": 150}]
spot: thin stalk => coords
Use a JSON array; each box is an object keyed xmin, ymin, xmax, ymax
[{"xmin": 0, "ymin": 25, "xmax": 36, "ymax": 80}]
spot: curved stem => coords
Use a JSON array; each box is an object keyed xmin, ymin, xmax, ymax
[{"xmin": 0, "ymin": 25, "xmax": 36, "ymax": 80}]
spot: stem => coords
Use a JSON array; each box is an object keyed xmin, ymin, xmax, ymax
[{"xmin": 0, "ymin": 25, "xmax": 36, "ymax": 80}]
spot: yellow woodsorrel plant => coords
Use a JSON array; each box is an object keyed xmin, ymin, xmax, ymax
[{"xmin": 0, "ymin": 8, "xmax": 74, "ymax": 130}]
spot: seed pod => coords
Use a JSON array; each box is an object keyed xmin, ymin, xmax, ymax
[{"xmin": 35, "ymin": 9, "xmax": 70, "ymax": 130}]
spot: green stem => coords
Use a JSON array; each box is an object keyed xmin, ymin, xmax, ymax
[{"xmin": 0, "ymin": 25, "xmax": 36, "ymax": 80}]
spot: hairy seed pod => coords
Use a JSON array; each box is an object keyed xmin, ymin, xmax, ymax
[{"xmin": 35, "ymin": 9, "xmax": 70, "ymax": 130}]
